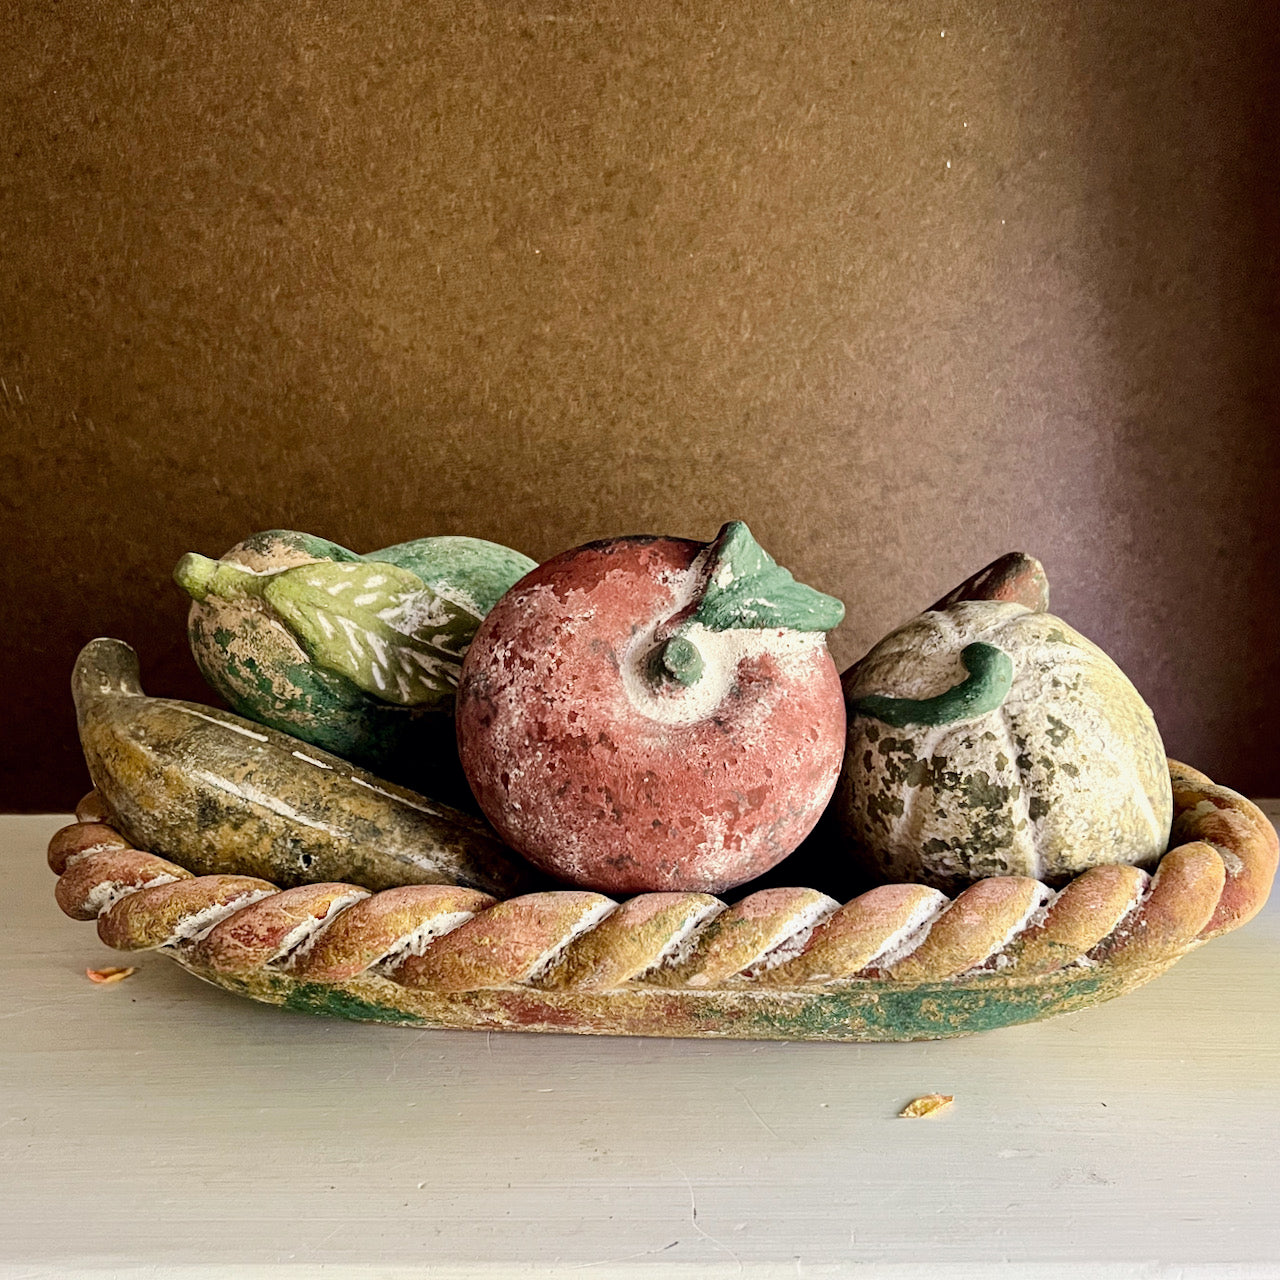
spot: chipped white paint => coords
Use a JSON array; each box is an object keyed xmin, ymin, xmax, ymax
[
  {"xmin": 980, "ymin": 882, "xmax": 1054, "ymax": 965},
  {"xmin": 364, "ymin": 630, "xmax": 389, "ymax": 666},
  {"xmin": 371, "ymin": 909, "xmax": 479, "ymax": 969},
  {"xmin": 267, "ymin": 892, "xmax": 370, "ymax": 966},
  {"xmin": 743, "ymin": 896, "xmax": 841, "ymax": 976},
  {"xmin": 85, "ymin": 871, "xmax": 182, "ymax": 917},
  {"xmin": 618, "ymin": 553, "xmax": 827, "ymax": 729},
  {"xmin": 621, "ymin": 617, "xmax": 826, "ymax": 729},
  {"xmin": 178, "ymin": 707, "xmax": 269, "ymax": 742},
  {"xmin": 189, "ymin": 769, "xmax": 330, "ymax": 831},
  {"xmin": 160, "ymin": 889, "xmax": 277, "ymax": 944},
  {"xmin": 635, "ymin": 899, "xmax": 727, "ymax": 979},
  {"xmin": 58, "ymin": 835, "xmax": 131, "ymax": 867},
  {"xmin": 861, "ymin": 889, "xmax": 950, "ymax": 971},
  {"xmin": 379, "ymin": 587, "xmax": 480, "ymax": 634},
  {"xmin": 525, "ymin": 899, "xmax": 619, "ymax": 982},
  {"xmin": 347, "ymin": 775, "xmax": 450, "ymax": 820},
  {"xmin": 290, "ymin": 750, "xmax": 333, "ymax": 770}
]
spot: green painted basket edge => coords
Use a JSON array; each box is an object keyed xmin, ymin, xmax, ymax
[{"xmin": 171, "ymin": 950, "xmax": 1182, "ymax": 1042}]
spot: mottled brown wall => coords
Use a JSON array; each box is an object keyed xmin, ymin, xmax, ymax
[{"xmin": 2, "ymin": 0, "xmax": 1277, "ymax": 811}]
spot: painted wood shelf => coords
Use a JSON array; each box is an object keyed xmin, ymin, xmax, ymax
[{"xmin": 5, "ymin": 810, "xmax": 1279, "ymax": 1279}]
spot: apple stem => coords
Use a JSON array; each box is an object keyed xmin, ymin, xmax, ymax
[{"xmin": 659, "ymin": 635, "xmax": 704, "ymax": 686}]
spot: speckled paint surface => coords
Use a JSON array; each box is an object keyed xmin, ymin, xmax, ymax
[
  {"xmin": 181, "ymin": 529, "xmax": 534, "ymax": 804},
  {"xmin": 73, "ymin": 638, "xmax": 542, "ymax": 898},
  {"xmin": 839, "ymin": 601, "xmax": 1173, "ymax": 889},
  {"xmin": 457, "ymin": 536, "xmax": 846, "ymax": 894}
]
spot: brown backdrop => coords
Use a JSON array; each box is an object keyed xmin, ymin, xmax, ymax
[{"xmin": 2, "ymin": 0, "xmax": 1277, "ymax": 812}]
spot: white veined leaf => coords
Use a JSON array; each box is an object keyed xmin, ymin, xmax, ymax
[{"xmin": 264, "ymin": 561, "xmax": 484, "ymax": 707}]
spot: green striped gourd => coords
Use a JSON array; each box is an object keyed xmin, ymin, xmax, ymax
[
  {"xmin": 837, "ymin": 601, "xmax": 1173, "ymax": 890},
  {"xmin": 174, "ymin": 530, "xmax": 535, "ymax": 799}
]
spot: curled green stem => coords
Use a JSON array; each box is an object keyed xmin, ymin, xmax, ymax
[{"xmin": 850, "ymin": 642, "xmax": 1014, "ymax": 728}]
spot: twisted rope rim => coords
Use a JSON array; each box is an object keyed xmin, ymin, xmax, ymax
[{"xmin": 50, "ymin": 760, "xmax": 1276, "ymax": 997}]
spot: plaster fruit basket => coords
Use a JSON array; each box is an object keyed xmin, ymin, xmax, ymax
[{"xmin": 48, "ymin": 640, "xmax": 1277, "ymax": 1043}]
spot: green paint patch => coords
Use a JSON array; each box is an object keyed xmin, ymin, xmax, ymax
[
  {"xmin": 732, "ymin": 971, "xmax": 1112, "ymax": 1041},
  {"xmin": 283, "ymin": 981, "xmax": 428, "ymax": 1026},
  {"xmin": 691, "ymin": 521, "xmax": 845, "ymax": 634},
  {"xmin": 1044, "ymin": 715, "xmax": 1073, "ymax": 747}
]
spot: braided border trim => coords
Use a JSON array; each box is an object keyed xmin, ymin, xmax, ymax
[{"xmin": 50, "ymin": 761, "xmax": 1275, "ymax": 997}]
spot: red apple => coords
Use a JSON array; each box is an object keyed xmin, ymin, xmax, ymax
[{"xmin": 456, "ymin": 522, "xmax": 847, "ymax": 894}]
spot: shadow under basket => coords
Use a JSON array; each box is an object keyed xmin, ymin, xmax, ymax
[{"xmin": 49, "ymin": 757, "xmax": 1277, "ymax": 1043}]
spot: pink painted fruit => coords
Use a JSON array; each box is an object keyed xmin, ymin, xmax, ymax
[{"xmin": 456, "ymin": 523, "xmax": 847, "ymax": 894}]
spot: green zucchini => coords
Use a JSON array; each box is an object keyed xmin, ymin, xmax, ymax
[{"xmin": 72, "ymin": 638, "xmax": 543, "ymax": 897}]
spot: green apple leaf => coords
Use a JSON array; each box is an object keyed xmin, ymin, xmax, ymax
[
  {"xmin": 263, "ymin": 561, "xmax": 484, "ymax": 707},
  {"xmin": 691, "ymin": 521, "xmax": 845, "ymax": 633}
]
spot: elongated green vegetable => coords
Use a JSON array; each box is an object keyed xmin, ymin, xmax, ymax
[{"xmin": 73, "ymin": 639, "xmax": 542, "ymax": 897}]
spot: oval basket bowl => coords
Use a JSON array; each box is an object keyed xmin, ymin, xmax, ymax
[{"xmin": 50, "ymin": 760, "xmax": 1276, "ymax": 1043}]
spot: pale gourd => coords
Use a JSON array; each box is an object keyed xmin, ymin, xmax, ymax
[{"xmin": 836, "ymin": 601, "xmax": 1173, "ymax": 890}]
